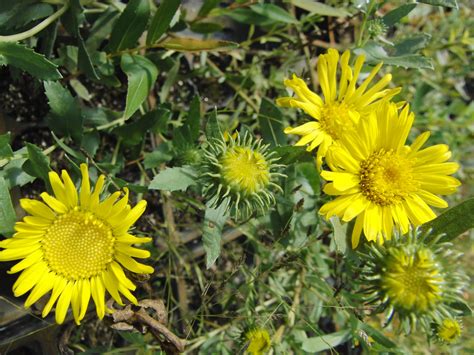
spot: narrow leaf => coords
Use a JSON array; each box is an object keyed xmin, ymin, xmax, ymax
[
  {"xmin": 417, "ymin": 0, "xmax": 458, "ymax": 8},
  {"xmin": 149, "ymin": 166, "xmax": 196, "ymax": 192},
  {"xmin": 394, "ymin": 33, "xmax": 431, "ymax": 56},
  {"xmin": 357, "ymin": 42, "xmax": 433, "ymax": 69},
  {"xmin": 108, "ymin": 0, "xmax": 150, "ymax": 52},
  {"xmin": 382, "ymin": 4, "xmax": 417, "ymax": 27},
  {"xmin": 0, "ymin": 176, "xmax": 16, "ymax": 236},
  {"xmin": 421, "ymin": 198, "xmax": 474, "ymax": 242},
  {"xmin": 291, "ymin": 0, "xmax": 350, "ymax": 17},
  {"xmin": 0, "ymin": 42, "xmax": 61, "ymax": 80},
  {"xmin": 205, "ymin": 108, "xmax": 222, "ymax": 139},
  {"xmin": 258, "ymin": 98, "xmax": 286, "ymax": 147},
  {"xmin": 158, "ymin": 37, "xmax": 238, "ymax": 51},
  {"xmin": 147, "ymin": 0, "xmax": 181, "ymax": 45},
  {"xmin": 23, "ymin": 143, "xmax": 50, "ymax": 184},
  {"xmin": 301, "ymin": 330, "xmax": 351, "ymax": 352},
  {"xmin": 0, "ymin": 133, "xmax": 13, "ymax": 159},
  {"xmin": 203, "ymin": 200, "xmax": 229, "ymax": 268},
  {"xmin": 250, "ymin": 3, "xmax": 298, "ymax": 24},
  {"xmin": 121, "ymin": 54, "xmax": 158, "ymax": 120}
]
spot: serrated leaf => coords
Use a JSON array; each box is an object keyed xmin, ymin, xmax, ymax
[
  {"xmin": 301, "ymin": 330, "xmax": 351, "ymax": 352},
  {"xmin": 250, "ymin": 3, "xmax": 298, "ymax": 24},
  {"xmin": 23, "ymin": 143, "xmax": 50, "ymax": 184},
  {"xmin": 0, "ymin": 133, "xmax": 13, "ymax": 159},
  {"xmin": 202, "ymin": 200, "xmax": 229, "ymax": 268},
  {"xmin": 421, "ymin": 198, "xmax": 474, "ymax": 242},
  {"xmin": 394, "ymin": 33, "xmax": 431, "ymax": 56},
  {"xmin": 149, "ymin": 166, "xmax": 196, "ymax": 192},
  {"xmin": 121, "ymin": 54, "xmax": 158, "ymax": 120},
  {"xmin": 0, "ymin": 176, "xmax": 16, "ymax": 236},
  {"xmin": 108, "ymin": 0, "xmax": 150, "ymax": 52},
  {"xmin": 147, "ymin": 0, "xmax": 181, "ymax": 45},
  {"xmin": 382, "ymin": 4, "xmax": 417, "ymax": 27},
  {"xmin": 44, "ymin": 81, "xmax": 84, "ymax": 142},
  {"xmin": 258, "ymin": 98, "xmax": 286, "ymax": 147},
  {"xmin": 0, "ymin": 42, "xmax": 61, "ymax": 80},
  {"xmin": 417, "ymin": 0, "xmax": 458, "ymax": 8},
  {"xmin": 356, "ymin": 42, "xmax": 433, "ymax": 69},
  {"xmin": 143, "ymin": 144, "xmax": 173, "ymax": 169},
  {"xmin": 159, "ymin": 37, "xmax": 238, "ymax": 51},
  {"xmin": 290, "ymin": 0, "xmax": 350, "ymax": 18}
]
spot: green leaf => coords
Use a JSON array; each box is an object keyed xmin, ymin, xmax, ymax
[
  {"xmin": 301, "ymin": 330, "xmax": 351, "ymax": 352},
  {"xmin": 149, "ymin": 166, "xmax": 196, "ymax": 192},
  {"xmin": 1, "ymin": 3, "xmax": 53, "ymax": 30},
  {"xmin": 0, "ymin": 133, "xmax": 13, "ymax": 159},
  {"xmin": 78, "ymin": 35, "xmax": 100, "ymax": 80},
  {"xmin": 449, "ymin": 301, "xmax": 472, "ymax": 317},
  {"xmin": 394, "ymin": 33, "xmax": 431, "ymax": 56},
  {"xmin": 23, "ymin": 143, "xmax": 50, "ymax": 184},
  {"xmin": 416, "ymin": 0, "xmax": 458, "ymax": 8},
  {"xmin": 0, "ymin": 42, "xmax": 61, "ymax": 80},
  {"xmin": 296, "ymin": 162, "xmax": 320, "ymax": 194},
  {"xmin": 121, "ymin": 54, "xmax": 158, "ymax": 120},
  {"xmin": 86, "ymin": 8, "xmax": 120, "ymax": 50},
  {"xmin": 198, "ymin": 0, "xmax": 219, "ymax": 17},
  {"xmin": 147, "ymin": 0, "xmax": 181, "ymax": 45},
  {"xmin": 258, "ymin": 98, "xmax": 286, "ymax": 147},
  {"xmin": 290, "ymin": 0, "xmax": 350, "ymax": 18},
  {"xmin": 0, "ymin": 176, "xmax": 16, "ymax": 236},
  {"xmin": 382, "ymin": 4, "xmax": 417, "ymax": 27},
  {"xmin": 159, "ymin": 37, "xmax": 238, "ymax": 51},
  {"xmin": 421, "ymin": 198, "xmax": 474, "ymax": 242},
  {"xmin": 359, "ymin": 322, "xmax": 397, "ymax": 349},
  {"xmin": 330, "ymin": 216, "xmax": 347, "ymax": 254},
  {"xmin": 205, "ymin": 108, "xmax": 222, "ymax": 140},
  {"xmin": 0, "ymin": 148, "xmax": 35, "ymax": 188},
  {"xmin": 114, "ymin": 108, "xmax": 170, "ymax": 146},
  {"xmin": 356, "ymin": 42, "xmax": 433, "ymax": 69},
  {"xmin": 250, "ymin": 3, "xmax": 298, "ymax": 24},
  {"xmin": 202, "ymin": 200, "xmax": 229, "ymax": 268},
  {"xmin": 174, "ymin": 95, "xmax": 201, "ymax": 148},
  {"xmin": 108, "ymin": 0, "xmax": 150, "ymax": 52},
  {"xmin": 190, "ymin": 22, "xmax": 223, "ymax": 34},
  {"xmin": 272, "ymin": 145, "xmax": 313, "ymax": 165},
  {"xmin": 44, "ymin": 81, "xmax": 84, "ymax": 143},
  {"xmin": 143, "ymin": 144, "xmax": 173, "ymax": 169},
  {"xmin": 226, "ymin": 8, "xmax": 276, "ymax": 26}
]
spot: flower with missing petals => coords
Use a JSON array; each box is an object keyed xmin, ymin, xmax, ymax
[
  {"xmin": 437, "ymin": 318, "xmax": 462, "ymax": 343},
  {"xmin": 277, "ymin": 48, "xmax": 400, "ymax": 167},
  {"xmin": 319, "ymin": 103, "xmax": 460, "ymax": 247},
  {"xmin": 245, "ymin": 328, "xmax": 271, "ymax": 355},
  {"xmin": 0, "ymin": 164, "xmax": 154, "ymax": 324}
]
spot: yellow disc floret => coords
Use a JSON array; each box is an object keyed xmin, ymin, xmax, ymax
[
  {"xmin": 381, "ymin": 247, "xmax": 443, "ymax": 312},
  {"xmin": 220, "ymin": 146, "xmax": 270, "ymax": 196},
  {"xmin": 437, "ymin": 318, "xmax": 462, "ymax": 343},
  {"xmin": 245, "ymin": 328, "xmax": 271, "ymax": 355},
  {"xmin": 42, "ymin": 209, "xmax": 115, "ymax": 280}
]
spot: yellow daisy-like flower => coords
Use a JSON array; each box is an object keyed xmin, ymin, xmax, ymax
[
  {"xmin": 0, "ymin": 164, "xmax": 154, "ymax": 325},
  {"xmin": 319, "ymin": 103, "xmax": 460, "ymax": 247},
  {"xmin": 245, "ymin": 328, "xmax": 271, "ymax": 355},
  {"xmin": 277, "ymin": 48, "xmax": 400, "ymax": 167},
  {"xmin": 437, "ymin": 318, "xmax": 462, "ymax": 343}
]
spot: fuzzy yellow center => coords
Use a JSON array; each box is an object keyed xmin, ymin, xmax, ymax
[
  {"xmin": 381, "ymin": 248, "xmax": 443, "ymax": 312},
  {"xmin": 359, "ymin": 149, "xmax": 417, "ymax": 206},
  {"xmin": 42, "ymin": 210, "xmax": 115, "ymax": 280},
  {"xmin": 220, "ymin": 146, "xmax": 270, "ymax": 195},
  {"xmin": 319, "ymin": 102, "xmax": 356, "ymax": 140},
  {"xmin": 246, "ymin": 329, "xmax": 271, "ymax": 354},
  {"xmin": 438, "ymin": 319, "xmax": 461, "ymax": 343}
]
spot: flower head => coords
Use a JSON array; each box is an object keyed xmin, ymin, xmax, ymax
[
  {"xmin": 200, "ymin": 131, "xmax": 285, "ymax": 220},
  {"xmin": 437, "ymin": 318, "xmax": 462, "ymax": 343},
  {"xmin": 245, "ymin": 328, "xmax": 271, "ymax": 355},
  {"xmin": 319, "ymin": 103, "xmax": 461, "ymax": 247},
  {"xmin": 0, "ymin": 164, "xmax": 154, "ymax": 325},
  {"xmin": 359, "ymin": 229, "xmax": 468, "ymax": 333},
  {"xmin": 277, "ymin": 48, "xmax": 400, "ymax": 167}
]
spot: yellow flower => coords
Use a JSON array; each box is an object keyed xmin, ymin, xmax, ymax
[
  {"xmin": 381, "ymin": 246, "xmax": 442, "ymax": 312},
  {"xmin": 0, "ymin": 164, "xmax": 154, "ymax": 325},
  {"xmin": 245, "ymin": 328, "xmax": 271, "ymax": 355},
  {"xmin": 319, "ymin": 103, "xmax": 460, "ymax": 247},
  {"xmin": 277, "ymin": 48, "xmax": 400, "ymax": 167},
  {"xmin": 437, "ymin": 318, "xmax": 462, "ymax": 343}
]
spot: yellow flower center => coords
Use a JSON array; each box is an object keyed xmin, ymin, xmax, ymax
[
  {"xmin": 359, "ymin": 149, "xmax": 417, "ymax": 206},
  {"xmin": 381, "ymin": 247, "xmax": 443, "ymax": 312},
  {"xmin": 42, "ymin": 209, "xmax": 115, "ymax": 280},
  {"xmin": 220, "ymin": 146, "xmax": 270, "ymax": 196},
  {"xmin": 438, "ymin": 319, "xmax": 461, "ymax": 343},
  {"xmin": 319, "ymin": 102, "xmax": 355, "ymax": 140},
  {"xmin": 246, "ymin": 328, "xmax": 271, "ymax": 354}
]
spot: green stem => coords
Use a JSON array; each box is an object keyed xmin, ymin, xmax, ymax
[
  {"xmin": 0, "ymin": 2, "xmax": 69, "ymax": 42},
  {"xmin": 357, "ymin": 0, "xmax": 377, "ymax": 47}
]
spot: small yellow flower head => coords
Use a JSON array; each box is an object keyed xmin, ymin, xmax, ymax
[
  {"xmin": 319, "ymin": 102, "xmax": 460, "ymax": 247},
  {"xmin": 277, "ymin": 48, "xmax": 400, "ymax": 167},
  {"xmin": 200, "ymin": 131, "xmax": 285, "ymax": 220},
  {"xmin": 245, "ymin": 328, "xmax": 271, "ymax": 355},
  {"xmin": 437, "ymin": 318, "xmax": 462, "ymax": 343},
  {"xmin": 359, "ymin": 229, "xmax": 468, "ymax": 333},
  {"xmin": 0, "ymin": 164, "xmax": 154, "ymax": 325}
]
